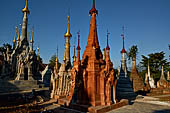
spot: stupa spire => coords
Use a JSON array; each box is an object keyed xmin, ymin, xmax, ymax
[
  {"xmin": 20, "ymin": 0, "xmax": 30, "ymax": 45},
  {"xmin": 13, "ymin": 26, "xmax": 18, "ymax": 49},
  {"xmin": 76, "ymin": 31, "xmax": 81, "ymax": 62},
  {"xmin": 89, "ymin": 0, "xmax": 98, "ymax": 15},
  {"xmin": 30, "ymin": 27, "xmax": 34, "ymax": 43},
  {"xmin": 63, "ymin": 16, "xmax": 72, "ymax": 63},
  {"xmin": 55, "ymin": 46, "xmax": 59, "ymax": 71},
  {"xmin": 120, "ymin": 26, "xmax": 127, "ymax": 76},
  {"xmin": 161, "ymin": 65, "xmax": 166, "ymax": 80},
  {"xmin": 17, "ymin": 24, "xmax": 21, "ymax": 43},
  {"xmin": 106, "ymin": 30, "xmax": 110, "ymax": 62},
  {"xmin": 121, "ymin": 26, "xmax": 126, "ymax": 54},
  {"xmin": 22, "ymin": 0, "xmax": 30, "ymax": 14},
  {"xmin": 82, "ymin": 0, "xmax": 102, "ymax": 59},
  {"xmin": 73, "ymin": 45, "xmax": 76, "ymax": 62},
  {"xmin": 30, "ymin": 27, "xmax": 34, "ymax": 52},
  {"xmin": 106, "ymin": 30, "xmax": 110, "ymax": 50},
  {"xmin": 64, "ymin": 16, "xmax": 72, "ymax": 38}
]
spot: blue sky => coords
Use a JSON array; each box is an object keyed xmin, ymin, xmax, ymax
[{"xmin": 0, "ymin": 0, "xmax": 170, "ymax": 68}]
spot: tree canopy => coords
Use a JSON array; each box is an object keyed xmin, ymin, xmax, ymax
[
  {"xmin": 140, "ymin": 51, "xmax": 170, "ymax": 81},
  {"xmin": 0, "ymin": 43, "xmax": 12, "ymax": 53},
  {"xmin": 49, "ymin": 54, "xmax": 61, "ymax": 69}
]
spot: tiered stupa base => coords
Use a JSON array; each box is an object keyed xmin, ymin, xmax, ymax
[
  {"xmin": 117, "ymin": 73, "xmax": 137, "ymax": 101},
  {"xmin": 130, "ymin": 70, "xmax": 145, "ymax": 92}
]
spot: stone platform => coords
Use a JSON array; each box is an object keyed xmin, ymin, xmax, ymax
[
  {"xmin": 0, "ymin": 80, "xmax": 41, "ymax": 93},
  {"xmin": 88, "ymin": 99, "xmax": 128, "ymax": 113},
  {"xmin": 147, "ymin": 88, "xmax": 170, "ymax": 96},
  {"xmin": 57, "ymin": 98, "xmax": 128, "ymax": 113}
]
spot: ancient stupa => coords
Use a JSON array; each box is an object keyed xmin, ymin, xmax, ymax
[{"xmin": 58, "ymin": 0, "xmax": 117, "ymax": 107}]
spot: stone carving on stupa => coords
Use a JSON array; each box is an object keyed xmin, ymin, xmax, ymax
[
  {"xmin": 59, "ymin": 0, "xmax": 118, "ymax": 107},
  {"xmin": 50, "ymin": 16, "xmax": 72, "ymax": 99}
]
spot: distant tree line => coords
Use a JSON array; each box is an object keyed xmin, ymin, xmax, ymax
[{"xmin": 127, "ymin": 45, "xmax": 170, "ymax": 83}]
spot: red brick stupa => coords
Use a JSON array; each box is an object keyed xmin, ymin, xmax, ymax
[{"xmin": 66, "ymin": 0, "xmax": 117, "ymax": 107}]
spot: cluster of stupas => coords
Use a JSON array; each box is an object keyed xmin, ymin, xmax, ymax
[
  {"xmin": 1, "ymin": 0, "xmax": 41, "ymax": 81},
  {"xmin": 50, "ymin": 1, "xmax": 170, "ymax": 109},
  {"xmin": 50, "ymin": 16, "xmax": 72, "ymax": 100},
  {"xmin": 0, "ymin": 0, "xmax": 170, "ymax": 112},
  {"xmin": 50, "ymin": 0, "xmax": 151, "ymax": 109},
  {"xmin": 51, "ymin": 0, "xmax": 117, "ymax": 107},
  {"xmin": 0, "ymin": 0, "xmax": 47, "ymax": 94}
]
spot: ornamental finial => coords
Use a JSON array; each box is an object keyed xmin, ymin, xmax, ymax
[
  {"xmin": 22, "ymin": 0, "xmax": 30, "ymax": 14},
  {"xmin": 121, "ymin": 26, "xmax": 126, "ymax": 53},
  {"xmin": 89, "ymin": 0, "xmax": 98, "ymax": 15},
  {"xmin": 106, "ymin": 30, "xmax": 110, "ymax": 50},
  {"xmin": 77, "ymin": 31, "xmax": 81, "ymax": 50},
  {"xmin": 13, "ymin": 26, "xmax": 18, "ymax": 43},
  {"xmin": 30, "ymin": 27, "xmax": 34, "ymax": 43},
  {"xmin": 17, "ymin": 24, "xmax": 21, "ymax": 41},
  {"xmin": 64, "ymin": 16, "xmax": 72, "ymax": 37}
]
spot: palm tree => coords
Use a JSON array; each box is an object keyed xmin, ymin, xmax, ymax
[{"xmin": 127, "ymin": 45, "xmax": 138, "ymax": 70}]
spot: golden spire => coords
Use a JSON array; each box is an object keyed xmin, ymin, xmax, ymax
[
  {"xmin": 13, "ymin": 26, "xmax": 17, "ymax": 43},
  {"xmin": 30, "ymin": 27, "xmax": 34, "ymax": 43},
  {"xmin": 63, "ymin": 51, "xmax": 66, "ymax": 61},
  {"xmin": 22, "ymin": 0, "xmax": 30, "ymax": 14},
  {"xmin": 73, "ymin": 45, "xmax": 76, "ymax": 62},
  {"xmin": 17, "ymin": 24, "xmax": 21, "ymax": 42},
  {"xmin": 56, "ymin": 47, "xmax": 58, "ymax": 62},
  {"xmin": 64, "ymin": 16, "xmax": 72, "ymax": 37}
]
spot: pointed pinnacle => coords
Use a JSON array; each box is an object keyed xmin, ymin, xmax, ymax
[
  {"xmin": 64, "ymin": 16, "xmax": 72, "ymax": 37},
  {"xmin": 22, "ymin": 0, "xmax": 30, "ymax": 14},
  {"xmin": 77, "ymin": 31, "xmax": 81, "ymax": 50},
  {"xmin": 106, "ymin": 30, "xmax": 110, "ymax": 50},
  {"xmin": 89, "ymin": 0, "xmax": 98, "ymax": 15}
]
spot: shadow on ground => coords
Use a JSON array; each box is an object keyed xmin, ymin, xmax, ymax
[{"xmin": 153, "ymin": 109, "xmax": 170, "ymax": 113}]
